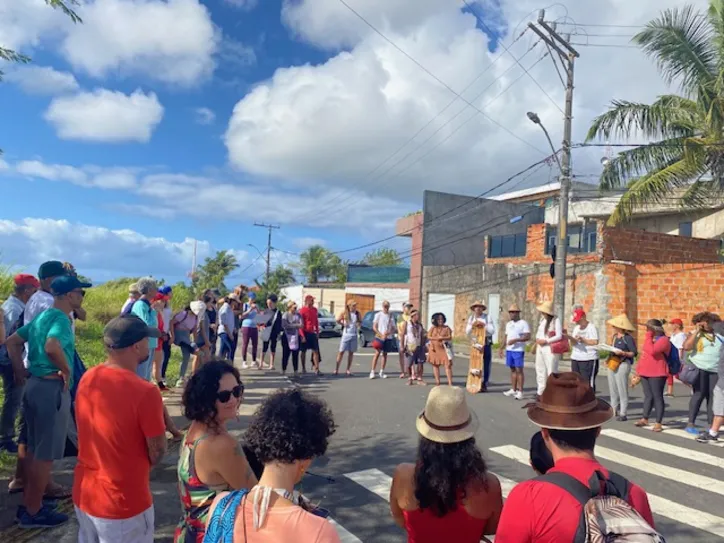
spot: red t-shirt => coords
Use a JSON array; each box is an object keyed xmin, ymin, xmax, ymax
[
  {"xmin": 496, "ymin": 457, "xmax": 654, "ymax": 543},
  {"xmin": 299, "ymin": 306, "xmax": 319, "ymax": 335},
  {"xmin": 73, "ymin": 364, "xmax": 166, "ymax": 519}
]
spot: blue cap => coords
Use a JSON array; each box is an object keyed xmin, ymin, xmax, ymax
[
  {"xmin": 248, "ymin": 292, "xmax": 256, "ymax": 300},
  {"xmin": 159, "ymin": 286, "xmax": 172, "ymax": 295},
  {"xmin": 51, "ymin": 275, "xmax": 92, "ymax": 296}
]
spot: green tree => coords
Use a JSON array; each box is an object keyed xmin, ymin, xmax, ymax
[
  {"xmin": 192, "ymin": 250, "xmax": 239, "ymax": 294},
  {"xmin": 254, "ymin": 265, "xmax": 296, "ymax": 303},
  {"xmin": 0, "ymin": 1, "xmax": 82, "ymax": 80},
  {"xmin": 361, "ymin": 248, "xmax": 403, "ymax": 266},
  {"xmin": 586, "ymin": 1, "xmax": 724, "ymax": 225}
]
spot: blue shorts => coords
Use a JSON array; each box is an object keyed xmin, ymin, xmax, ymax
[{"xmin": 506, "ymin": 351, "xmax": 525, "ymax": 369}]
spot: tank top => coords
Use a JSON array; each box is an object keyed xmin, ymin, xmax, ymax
[
  {"xmin": 175, "ymin": 435, "xmax": 231, "ymax": 543},
  {"xmin": 405, "ymin": 321, "xmax": 423, "ymax": 351},
  {"xmin": 342, "ymin": 312, "xmax": 359, "ymax": 338},
  {"xmin": 403, "ymin": 501, "xmax": 487, "ymax": 543}
]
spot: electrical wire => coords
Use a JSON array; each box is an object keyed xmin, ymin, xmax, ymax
[{"xmin": 569, "ymin": 43, "xmax": 638, "ymax": 49}]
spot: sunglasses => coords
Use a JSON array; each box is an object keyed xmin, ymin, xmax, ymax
[
  {"xmin": 217, "ymin": 384, "xmax": 244, "ymax": 403},
  {"xmin": 73, "ymin": 289, "xmax": 86, "ymax": 297}
]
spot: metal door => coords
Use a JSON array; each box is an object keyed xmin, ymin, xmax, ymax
[{"xmin": 487, "ymin": 293, "xmax": 501, "ymax": 344}]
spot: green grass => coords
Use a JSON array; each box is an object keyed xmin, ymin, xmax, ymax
[{"xmin": 0, "ymin": 278, "xmax": 185, "ymax": 475}]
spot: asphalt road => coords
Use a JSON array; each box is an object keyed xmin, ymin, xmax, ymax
[
  {"xmin": 298, "ymin": 338, "xmax": 724, "ymax": 543},
  {"xmin": 2, "ymin": 337, "xmax": 722, "ymax": 542}
]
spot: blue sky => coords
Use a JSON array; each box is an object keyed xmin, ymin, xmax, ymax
[{"xmin": 0, "ymin": 0, "xmax": 683, "ymax": 284}]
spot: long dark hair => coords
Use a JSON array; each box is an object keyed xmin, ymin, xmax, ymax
[
  {"xmin": 543, "ymin": 313, "xmax": 554, "ymax": 334},
  {"xmin": 414, "ymin": 436, "xmax": 488, "ymax": 517}
]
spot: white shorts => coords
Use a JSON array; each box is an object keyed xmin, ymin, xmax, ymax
[
  {"xmin": 75, "ymin": 505, "xmax": 154, "ymax": 543},
  {"xmin": 714, "ymin": 384, "xmax": 724, "ymax": 418}
]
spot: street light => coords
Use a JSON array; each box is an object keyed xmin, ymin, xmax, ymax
[
  {"xmin": 247, "ymin": 243, "xmax": 264, "ymax": 259},
  {"xmin": 527, "ymin": 112, "xmax": 563, "ymax": 172}
]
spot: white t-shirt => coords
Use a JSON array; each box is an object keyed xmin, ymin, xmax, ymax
[
  {"xmin": 342, "ymin": 312, "xmax": 359, "ymax": 338},
  {"xmin": 505, "ymin": 319, "xmax": 531, "ymax": 352},
  {"xmin": 373, "ymin": 311, "xmax": 395, "ymax": 337},
  {"xmin": 671, "ymin": 331, "xmax": 687, "ymax": 351},
  {"xmin": 571, "ymin": 323, "xmax": 599, "ymax": 361}
]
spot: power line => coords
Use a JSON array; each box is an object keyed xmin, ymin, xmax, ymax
[
  {"xmin": 553, "ymin": 22, "xmax": 647, "ymax": 29},
  {"xmin": 570, "ymin": 43, "xmax": 638, "ymax": 49},
  {"xmin": 335, "ymin": 0, "xmax": 547, "ymax": 155}
]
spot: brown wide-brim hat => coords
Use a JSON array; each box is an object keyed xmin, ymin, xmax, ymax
[
  {"xmin": 470, "ymin": 300, "xmax": 487, "ymax": 310},
  {"xmin": 526, "ymin": 372, "xmax": 613, "ymax": 430},
  {"xmin": 607, "ymin": 314, "xmax": 635, "ymax": 332}
]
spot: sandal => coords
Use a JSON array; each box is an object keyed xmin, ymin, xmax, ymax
[
  {"xmin": 346, "ymin": 371, "xmax": 352, "ymax": 377},
  {"xmin": 634, "ymin": 419, "xmax": 649, "ymax": 427},
  {"xmin": 652, "ymin": 423, "xmax": 663, "ymax": 433},
  {"xmin": 399, "ymin": 373, "xmax": 405, "ymax": 379}
]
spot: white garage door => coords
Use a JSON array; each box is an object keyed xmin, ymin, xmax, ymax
[{"xmin": 427, "ymin": 293, "xmax": 456, "ymax": 333}]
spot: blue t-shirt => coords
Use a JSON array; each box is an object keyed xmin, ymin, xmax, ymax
[
  {"xmin": 131, "ymin": 299, "xmax": 158, "ymax": 350},
  {"xmin": 241, "ymin": 303, "xmax": 257, "ymax": 328}
]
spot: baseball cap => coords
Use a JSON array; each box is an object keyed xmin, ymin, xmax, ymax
[
  {"xmin": 51, "ymin": 275, "xmax": 92, "ymax": 296},
  {"xmin": 38, "ymin": 260, "xmax": 67, "ymax": 280},
  {"xmin": 14, "ymin": 274, "xmax": 40, "ymax": 288},
  {"xmin": 159, "ymin": 286, "xmax": 172, "ymax": 296},
  {"xmin": 152, "ymin": 292, "xmax": 169, "ymax": 302},
  {"xmin": 572, "ymin": 309, "xmax": 586, "ymax": 323},
  {"xmin": 670, "ymin": 318, "xmax": 684, "ymax": 326},
  {"xmin": 268, "ymin": 294, "xmax": 278, "ymax": 303},
  {"xmin": 248, "ymin": 292, "xmax": 257, "ymax": 300},
  {"xmin": 304, "ymin": 294, "xmax": 314, "ymax": 302},
  {"xmin": 103, "ymin": 315, "xmax": 162, "ymax": 349}
]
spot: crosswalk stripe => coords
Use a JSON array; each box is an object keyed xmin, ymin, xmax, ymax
[
  {"xmin": 661, "ymin": 427, "xmax": 724, "ymax": 448},
  {"xmin": 601, "ymin": 429, "xmax": 724, "ymax": 469},
  {"xmin": 490, "ymin": 444, "xmax": 724, "ymax": 539},
  {"xmin": 329, "ymin": 519, "xmax": 363, "ymax": 543}
]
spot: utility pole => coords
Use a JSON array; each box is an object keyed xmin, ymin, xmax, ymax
[
  {"xmin": 254, "ymin": 223, "xmax": 280, "ymax": 286},
  {"xmin": 528, "ymin": 10, "xmax": 579, "ymax": 318}
]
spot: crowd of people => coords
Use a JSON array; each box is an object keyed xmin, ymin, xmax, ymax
[{"xmin": 0, "ymin": 259, "xmax": 721, "ymax": 541}]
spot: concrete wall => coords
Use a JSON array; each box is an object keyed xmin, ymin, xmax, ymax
[
  {"xmin": 345, "ymin": 285, "xmax": 410, "ymax": 310},
  {"xmin": 421, "ymin": 190, "xmax": 544, "ymax": 267},
  {"xmin": 279, "ymin": 285, "xmax": 346, "ymax": 313}
]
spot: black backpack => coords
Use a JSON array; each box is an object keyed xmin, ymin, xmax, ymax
[{"xmin": 0, "ymin": 309, "xmax": 25, "ymax": 366}]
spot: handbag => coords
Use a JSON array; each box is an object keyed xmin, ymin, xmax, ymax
[
  {"xmin": 678, "ymin": 363, "xmax": 699, "ymax": 386},
  {"xmin": 548, "ymin": 329, "xmax": 570, "ymax": 355},
  {"xmin": 607, "ymin": 354, "xmax": 623, "ymax": 372}
]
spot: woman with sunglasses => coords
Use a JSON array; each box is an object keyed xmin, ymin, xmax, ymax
[{"xmin": 175, "ymin": 360, "xmax": 258, "ymax": 543}]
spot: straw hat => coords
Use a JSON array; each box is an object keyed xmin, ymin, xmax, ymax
[
  {"xmin": 526, "ymin": 372, "xmax": 613, "ymax": 430},
  {"xmin": 416, "ymin": 386, "xmax": 479, "ymax": 444},
  {"xmin": 470, "ymin": 300, "xmax": 486, "ymax": 310},
  {"xmin": 607, "ymin": 314, "xmax": 635, "ymax": 332},
  {"xmin": 508, "ymin": 303, "xmax": 521, "ymax": 312},
  {"xmin": 536, "ymin": 301, "xmax": 555, "ymax": 316}
]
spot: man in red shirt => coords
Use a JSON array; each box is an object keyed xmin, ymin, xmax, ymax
[
  {"xmin": 299, "ymin": 295, "xmax": 321, "ymax": 374},
  {"xmin": 496, "ymin": 372, "xmax": 655, "ymax": 542},
  {"xmin": 73, "ymin": 315, "xmax": 167, "ymax": 542}
]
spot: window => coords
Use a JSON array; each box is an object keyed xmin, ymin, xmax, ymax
[
  {"xmin": 488, "ymin": 232, "xmax": 527, "ymax": 258},
  {"xmin": 546, "ymin": 224, "xmax": 597, "ymax": 254},
  {"xmin": 679, "ymin": 221, "xmax": 693, "ymax": 237}
]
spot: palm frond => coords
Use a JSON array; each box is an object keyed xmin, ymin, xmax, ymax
[
  {"xmin": 708, "ymin": 0, "xmax": 724, "ymax": 69},
  {"xmin": 0, "ymin": 47, "xmax": 31, "ymax": 80},
  {"xmin": 679, "ymin": 177, "xmax": 724, "ymax": 209},
  {"xmin": 586, "ymin": 96, "xmax": 699, "ymax": 142},
  {"xmin": 607, "ymin": 157, "xmax": 708, "ymax": 225},
  {"xmin": 45, "ymin": 0, "xmax": 82, "ymax": 24},
  {"xmin": 599, "ymin": 138, "xmax": 687, "ymax": 190},
  {"xmin": 634, "ymin": 5, "xmax": 716, "ymax": 98}
]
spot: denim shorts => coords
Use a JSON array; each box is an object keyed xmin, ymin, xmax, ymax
[{"xmin": 339, "ymin": 335, "xmax": 358, "ymax": 353}]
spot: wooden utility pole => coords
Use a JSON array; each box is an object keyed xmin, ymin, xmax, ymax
[{"xmin": 254, "ymin": 223, "xmax": 280, "ymax": 285}]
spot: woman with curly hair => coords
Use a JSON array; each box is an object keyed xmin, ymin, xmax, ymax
[
  {"xmin": 205, "ymin": 388, "xmax": 340, "ymax": 542},
  {"xmin": 175, "ymin": 360, "xmax": 257, "ymax": 543},
  {"xmin": 390, "ymin": 386, "xmax": 502, "ymax": 542},
  {"xmin": 427, "ymin": 313, "xmax": 454, "ymax": 386}
]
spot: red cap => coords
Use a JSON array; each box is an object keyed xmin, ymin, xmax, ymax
[
  {"xmin": 670, "ymin": 318, "xmax": 684, "ymax": 326},
  {"xmin": 572, "ymin": 309, "xmax": 586, "ymax": 323},
  {"xmin": 14, "ymin": 274, "xmax": 40, "ymax": 288},
  {"xmin": 304, "ymin": 295, "xmax": 315, "ymax": 302},
  {"xmin": 152, "ymin": 293, "xmax": 169, "ymax": 302}
]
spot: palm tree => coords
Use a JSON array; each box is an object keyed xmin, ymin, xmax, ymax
[
  {"xmin": 586, "ymin": 1, "xmax": 724, "ymax": 225},
  {"xmin": 298, "ymin": 245, "xmax": 332, "ymax": 284}
]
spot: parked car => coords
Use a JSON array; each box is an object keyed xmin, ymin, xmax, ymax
[
  {"xmin": 318, "ymin": 308, "xmax": 342, "ymax": 337},
  {"xmin": 360, "ymin": 310, "xmax": 402, "ymax": 349}
]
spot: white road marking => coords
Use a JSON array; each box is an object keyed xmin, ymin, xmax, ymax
[
  {"xmin": 329, "ymin": 519, "xmax": 363, "ymax": 543},
  {"xmin": 601, "ymin": 429, "xmax": 724, "ymax": 468},
  {"xmin": 660, "ymin": 427, "xmax": 724, "ymax": 448},
  {"xmin": 490, "ymin": 444, "xmax": 724, "ymax": 539}
]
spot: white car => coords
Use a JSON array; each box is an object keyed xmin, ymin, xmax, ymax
[{"xmin": 318, "ymin": 308, "xmax": 342, "ymax": 337}]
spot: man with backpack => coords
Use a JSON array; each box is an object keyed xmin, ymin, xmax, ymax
[
  {"xmin": 0, "ymin": 274, "xmax": 40, "ymax": 453},
  {"xmin": 496, "ymin": 372, "xmax": 659, "ymax": 543}
]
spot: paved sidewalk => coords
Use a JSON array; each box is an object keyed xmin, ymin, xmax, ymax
[{"xmin": 0, "ymin": 366, "xmax": 289, "ymax": 542}]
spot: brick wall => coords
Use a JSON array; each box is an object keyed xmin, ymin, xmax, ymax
[{"xmin": 602, "ymin": 227, "xmax": 722, "ymax": 264}]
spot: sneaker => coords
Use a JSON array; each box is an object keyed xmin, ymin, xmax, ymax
[
  {"xmin": 514, "ymin": 391, "xmax": 524, "ymax": 401},
  {"xmin": 685, "ymin": 425, "xmax": 699, "ymax": 435},
  {"xmin": 175, "ymin": 378, "xmax": 185, "ymax": 388},
  {"xmin": 503, "ymin": 389, "xmax": 516, "ymax": 397},
  {"xmin": 17, "ymin": 504, "xmax": 69, "ymax": 529},
  {"xmin": 379, "ymin": 371, "xmax": 387, "ymax": 379},
  {"xmin": 241, "ymin": 362, "xmax": 250, "ymax": 370},
  {"xmin": 616, "ymin": 415, "xmax": 628, "ymax": 422},
  {"xmin": 157, "ymin": 381, "xmax": 169, "ymax": 392},
  {"xmin": 369, "ymin": 371, "xmax": 376, "ymax": 380},
  {"xmin": 696, "ymin": 431, "xmax": 719, "ymax": 443}
]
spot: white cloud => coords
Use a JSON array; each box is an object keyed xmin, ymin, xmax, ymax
[
  {"xmin": 15, "ymin": 160, "xmax": 86, "ymax": 184},
  {"xmin": 227, "ymin": 0, "xmax": 709, "ymax": 211},
  {"xmin": 218, "ymin": 36, "xmax": 257, "ymax": 70},
  {"xmin": 44, "ymin": 88, "xmax": 164, "ymax": 143},
  {"xmin": 293, "ymin": 237, "xmax": 328, "ymax": 249},
  {"xmin": 223, "ymin": 0, "xmax": 258, "ymax": 11},
  {"xmin": 0, "ymin": 217, "xmax": 225, "ymax": 282},
  {"xmin": 11, "ymin": 160, "xmax": 138, "ymax": 189},
  {"xmin": 194, "ymin": 107, "xmax": 216, "ymax": 125},
  {"xmin": 5, "ymin": 65, "xmax": 79, "ymax": 95},
  {"xmin": 61, "ymin": 0, "xmax": 218, "ymax": 85}
]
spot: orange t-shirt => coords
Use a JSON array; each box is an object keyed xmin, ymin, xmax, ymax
[
  {"xmin": 236, "ymin": 505, "xmax": 341, "ymax": 542},
  {"xmin": 73, "ymin": 364, "xmax": 166, "ymax": 519}
]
